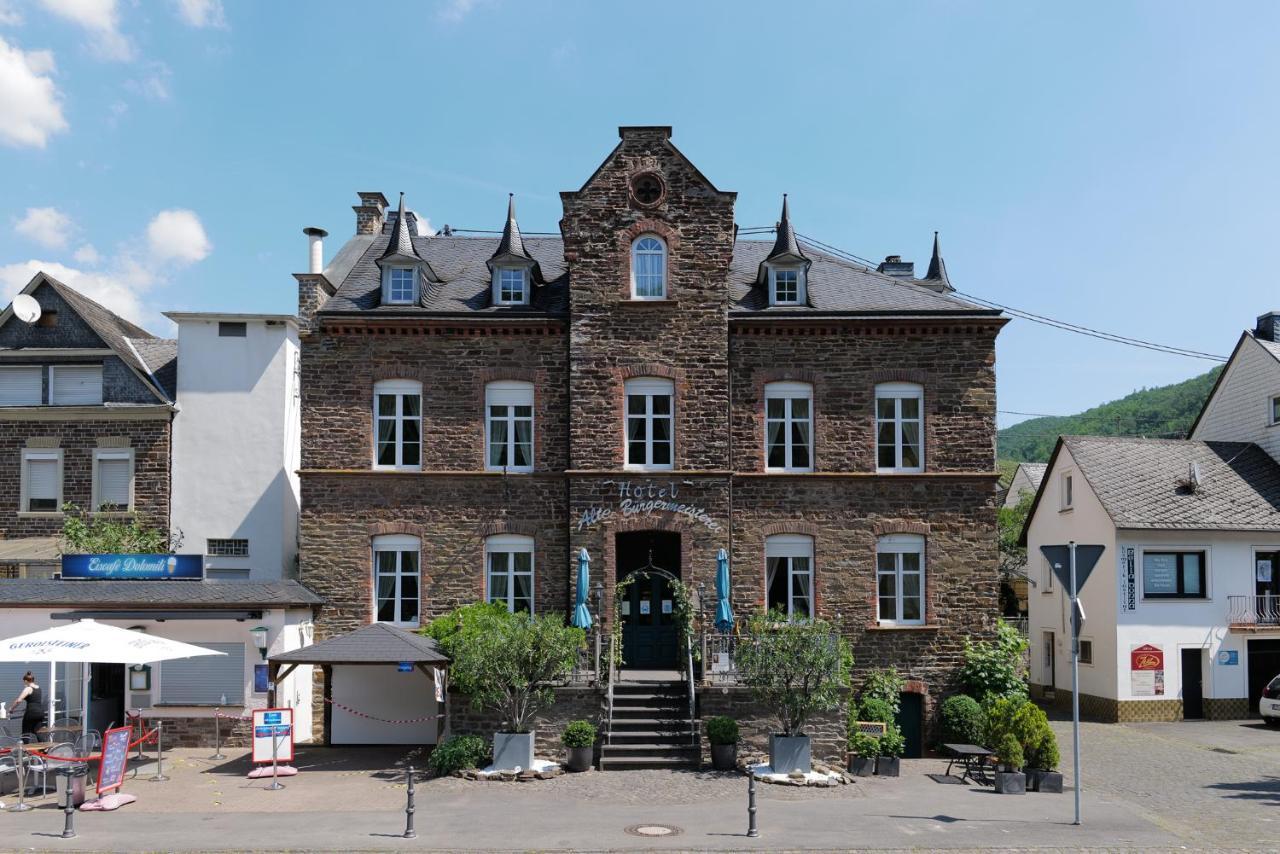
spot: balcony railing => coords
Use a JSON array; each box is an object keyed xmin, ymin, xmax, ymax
[{"xmin": 1228, "ymin": 594, "xmax": 1280, "ymax": 628}]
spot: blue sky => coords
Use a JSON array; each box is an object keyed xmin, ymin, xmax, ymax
[{"xmin": 0, "ymin": 1, "xmax": 1276, "ymax": 429}]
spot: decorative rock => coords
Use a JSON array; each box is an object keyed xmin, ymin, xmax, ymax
[{"xmin": 788, "ymin": 770, "xmax": 806, "ymax": 780}]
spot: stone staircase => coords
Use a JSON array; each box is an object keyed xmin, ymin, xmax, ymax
[{"xmin": 600, "ymin": 675, "xmax": 699, "ymax": 770}]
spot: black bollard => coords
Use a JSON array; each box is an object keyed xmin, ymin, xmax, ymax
[
  {"xmin": 747, "ymin": 771, "xmax": 759, "ymax": 838},
  {"xmin": 61, "ymin": 771, "xmax": 77, "ymax": 839},
  {"xmin": 403, "ymin": 765, "xmax": 417, "ymax": 839},
  {"xmin": 149, "ymin": 721, "xmax": 169, "ymax": 782}
]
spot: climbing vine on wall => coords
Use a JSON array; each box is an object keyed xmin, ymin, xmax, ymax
[{"xmin": 608, "ymin": 569, "xmax": 699, "ymax": 673}]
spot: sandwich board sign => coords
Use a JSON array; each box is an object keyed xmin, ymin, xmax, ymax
[
  {"xmin": 251, "ymin": 707, "xmax": 294, "ymax": 764},
  {"xmin": 97, "ymin": 725, "xmax": 132, "ymax": 793}
]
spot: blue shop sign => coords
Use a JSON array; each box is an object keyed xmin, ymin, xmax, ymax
[
  {"xmin": 61, "ymin": 553, "xmax": 204, "ymax": 580},
  {"xmin": 398, "ymin": 662, "xmax": 413, "ymax": 673},
  {"xmin": 1217, "ymin": 650, "xmax": 1239, "ymax": 666}
]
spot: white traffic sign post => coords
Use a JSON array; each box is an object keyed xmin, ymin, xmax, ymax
[{"xmin": 1040, "ymin": 542, "xmax": 1104, "ymax": 827}]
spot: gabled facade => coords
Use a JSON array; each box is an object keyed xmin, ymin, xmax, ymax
[
  {"xmin": 1190, "ymin": 312, "xmax": 1280, "ymax": 461},
  {"xmin": 297, "ymin": 126, "xmax": 1007, "ymax": 756}
]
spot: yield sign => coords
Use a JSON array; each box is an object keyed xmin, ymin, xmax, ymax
[{"xmin": 1039, "ymin": 544, "xmax": 1106, "ymax": 596}]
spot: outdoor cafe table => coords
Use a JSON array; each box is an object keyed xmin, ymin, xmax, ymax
[{"xmin": 943, "ymin": 742, "xmax": 994, "ymax": 784}]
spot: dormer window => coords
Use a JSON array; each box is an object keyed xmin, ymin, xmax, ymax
[
  {"xmin": 631, "ymin": 236, "xmax": 667, "ymax": 300},
  {"xmin": 385, "ymin": 267, "xmax": 417, "ymax": 305},
  {"xmin": 769, "ymin": 266, "xmax": 805, "ymax": 306},
  {"xmin": 494, "ymin": 267, "xmax": 529, "ymax": 306}
]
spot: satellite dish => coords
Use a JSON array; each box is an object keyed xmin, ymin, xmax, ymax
[{"xmin": 11, "ymin": 294, "xmax": 41, "ymax": 324}]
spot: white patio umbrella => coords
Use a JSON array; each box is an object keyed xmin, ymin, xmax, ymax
[{"xmin": 0, "ymin": 619, "xmax": 224, "ymax": 735}]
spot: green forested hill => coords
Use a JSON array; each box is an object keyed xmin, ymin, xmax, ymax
[{"xmin": 997, "ymin": 366, "xmax": 1223, "ymax": 463}]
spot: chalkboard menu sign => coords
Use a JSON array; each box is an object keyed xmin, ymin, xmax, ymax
[{"xmin": 97, "ymin": 725, "xmax": 132, "ymax": 794}]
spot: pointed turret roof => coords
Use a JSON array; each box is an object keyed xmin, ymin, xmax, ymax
[
  {"xmin": 765, "ymin": 194, "xmax": 806, "ymax": 263},
  {"xmin": 924, "ymin": 231, "xmax": 953, "ymax": 291},
  {"xmin": 486, "ymin": 194, "xmax": 543, "ymax": 283},
  {"xmin": 377, "ymin": 192, "xmax": 422, "ymax": 265}
]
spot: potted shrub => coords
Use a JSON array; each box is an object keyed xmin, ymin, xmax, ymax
[
  {"xmin": 876, "ymin": 723, "xmax": 905, "ymax": 777},
  {"xmin": 426, "ymin": 603, "xmax": 585, "ymax": 771},
  {"xmin": 1024, "ymin": 714, "xmax": 1062, "ymax": 793},
  {"xmin": 993, "ymin": 733, "xmax": 1026, "ymax": 794},
  {"xmin": 735, "ymin": 610, "xmax": 851, "ymax": 774},
  {"xmin": 562, "ymin": 720, "xmax": 596, "ymax": 772},
  {"xmin": 706, "ymin": 716, "xmax": 740, "ymax": 771},
  {"xmin": 847, "ymin": 730, "xmax": 878, "ymax": 777}
]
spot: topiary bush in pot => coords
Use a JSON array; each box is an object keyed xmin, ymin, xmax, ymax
[
  {"xmin": 847, "ymin": 730, "xmax": 879, "ymax": 777},
  {"xmin": 876, "ymin": 723, "xmax": 905, "ymax": 777},
  {"xmin": 706, "ymin": 715, "xmax": 740, "ymax": 771},
  {"xmin": 562, "ymin": 720, "xmax": 597, "ymax": 772},
  {"xmin": 993, "ymin": 732, "xmax": 1025, "ymax": 794}
]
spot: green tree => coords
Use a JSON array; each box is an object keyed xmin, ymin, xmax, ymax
[
  {"xmin": 60, "ymin": 503, "xmax": 182, "ymax": 554},
  {"xmin": 735, "ymin": 610, "xmax": 851, "ymax": 737},
  {"xmin": 424, "ymin": 602, "xmax": 584, "ymax": 733}
]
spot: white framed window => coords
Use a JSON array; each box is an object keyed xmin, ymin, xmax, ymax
[
  {"xmin": 765, "ymin": 534, "xmax": 814, "ymax": 620},
  {"xmin": 1271, "ymin": 395, "xmax": 1280, "ymax": 426},
  {"xmin": 1060, "ymin": 472, "xmax": 1074, "ymax": 510},
  {"xmin": 384, "ymin": 267, "xmax": 418, "ymax": 305},
  {"xmin": 486, "ymin": 534, "xmax": 534, "ymax": 613},
  {"xmin": 768, "ymin": 266, "xmax": 805, "ymax": 306},
  {"xmin": 373, "ymin": 534, "xmax": 420, "ymax": 626},
  {"xmin": 875, "ymin": 382, "xmax": 923, "ymax": 472},
  {"xmin": 764, "ymin": 381, "xmax": 813, "ymax": 471},
  {"xmin": 485, "ymin": 381, "xmax": 533, "ymax": 472},
  {"xmin": 92, "ymin": 448, "xmax": 133, "ymax": 512},
  {"xmin": 493, "ymin": 267, "xmax": 528, "ymax": 305},
  {"xmin": 49, "ymin": 365, "xmax": 103, "ymax": 405},
  {"xmin": 373, "ymin": 380, "xmax": 422, "ymax": 470},
  {"xmin": 630, "ymin": 235, "xmax": 667, "ymax": 299},
  {"xmin": 20, "ymin": 448, "xmax": 61, "ymax": 513},
  {"xmin": 876, "ymin": 533, "xmax": 925, "ymax": 625},
  {"xmin": 624, "ymin": 377, "xmax": 674, "ymax": 470},
  {"xmin": 0, "ymin": 366, "xmax": 42, "ymax": 406}
]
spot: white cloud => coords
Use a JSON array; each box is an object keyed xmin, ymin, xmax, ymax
[
  {"xmin": 438, "ymin": 0, "xmax": 478, "ymax": 23},
  {"xmin": 125, "ymin": 61, "xmax": 170, "ymax": 100},
  {"xmin": 38, "ymin": 0, "xmax": 133, "ymax": 61},
  {"xmin": 73, "ymin": 243, "xmax": 99, "ymax": 265},
  {"xmin": 0, "ymin": 36, "xmax": 67, "ymax": 148},
  {"xmin": 146, "ymin": 209, "xmax": 211, "ymax": 264},
  {"xmin": 0, "ymin": 259, "xmax": 147, "ymax": 324},
  {"xmin": 172, "ymin": 0, "xmax": 225, "ymax": 29},
  {"xmin": 14, "ymin": 206, "xmax": 73, "ymax": 248},
  {"xmin": 0, "ymin": 2, "xmax": 23, "ymax": 26}
]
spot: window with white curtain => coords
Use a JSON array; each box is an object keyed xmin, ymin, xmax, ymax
[
  {"xmin": 764, "ymin": 381, "xmax": 813, "ymax": 471},
  {"xmin": 21, "ymin": 449, "xmax": 60, "ymax": 512},
  {"xmin": 92, "ymin": 448, "xmax": 133, "ymax": 511},
  {"xmin": 877, "ymin": 534, "xmax": 925, "ymax": 625},
  {"xmin": 373, "ymin": 535, "xmax": 420, "ymax": 626},
  {"xmin": 486, "ymin": 534, "xmax": 534, "ymax": 613},
  {"xmin": 485, "ymin": 381, "xmax": 533, "ymax": 472},
  {"xmin": 766, "ymin": 534, "xmax": 814, "ymax": 620},
  {"xmin": 630, "ymin": 235, "xmax": 667, "ymax": 299},
  {"xmin": 0, "ymin": 366, "xmax": 42, "ymax": 406},
  {"xmin": 875, "ymin": 382, "xmax": 924, "ymax": 472},
  {"xmin": 373, "ymin": 380, "xmax": 422, "ymax": 470},
  {"xmin": 624, "ymin": 377, "xmax": 674, "ymax": 470},
  {"xmin": 49, "ymin": 365, "xmax": 102, "ymax": 405}
]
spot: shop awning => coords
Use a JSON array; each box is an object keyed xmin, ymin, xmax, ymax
[
  {"xmin": 270, "ymin": 622, "xmax": 448, "ymax": 666},
  {"xmin": 0, "ymin": 537, "xmax": 60, "ymax": 564}
]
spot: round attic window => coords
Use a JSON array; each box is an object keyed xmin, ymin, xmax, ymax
[{"xmin": 630, "ymin": 172, "xmax": 665, "ymax": 207}]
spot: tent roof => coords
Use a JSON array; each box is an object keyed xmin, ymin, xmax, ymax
[{"xmin": 271, "ymin": 622, "xmax": 448, "ymax": 665}]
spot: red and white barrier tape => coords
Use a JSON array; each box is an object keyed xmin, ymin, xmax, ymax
[{"xmin": 323, "ymin": 697, "xmax": 444, "ymax": 725}]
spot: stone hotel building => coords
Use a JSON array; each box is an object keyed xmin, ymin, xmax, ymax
[{"xmin": 297, "ymin": 127, "xmax": 1006, "ymax": 756}]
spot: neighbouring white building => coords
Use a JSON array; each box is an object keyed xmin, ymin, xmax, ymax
[
  {"xmin": 1024, "ymin": 312, "xmax": 1280, "ymax": 722},
  {"xmin": 1003, "ymin": 462, "xmax": 1046, "ymax": 508}
]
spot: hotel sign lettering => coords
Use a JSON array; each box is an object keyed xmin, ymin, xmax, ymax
[{"xmin": 575, "ymin": 480, "xmax": 722, "ymax": 532}]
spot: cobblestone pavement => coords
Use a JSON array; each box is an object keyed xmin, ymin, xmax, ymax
[{"xmin": 1052, "ymin": 716, "xmax": 1280, "ymax": 849}]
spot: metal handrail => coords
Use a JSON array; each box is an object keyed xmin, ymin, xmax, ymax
[
  {"xmin": 685, "ymin": 638, "xmax": 696, "ymax": 750},
  {"xmin": 602, "ymin": 636, "xmax": 615, "ymax": 771},
  {"xmin": 1228, "ymin": 594, "xmax": 1280, "ymax": 626}
]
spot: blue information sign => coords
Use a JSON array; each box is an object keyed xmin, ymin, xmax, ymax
[
  {"xmin": 263, "ymin": 711, "xmax": 282, "ymax": 724},
  {"xmin": 398, "ymin": 662, "xmax": 413, "ymax": 673},
  {"xmin": 1218, "ymin": 650, "xmax": 1239, "ymax": 666},
  {"xmin": 61, "ymin": 553, "xmax": 204, "ymax": 580},
  {"xmin": 97, "ymin": 726, "xmax": 132, "ymax": 794}
]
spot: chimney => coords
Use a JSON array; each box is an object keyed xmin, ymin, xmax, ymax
[
  {"xmin": 1257, "ymin": 312, "xmax": 1280, "ymax": 342},
  {"xmin": 353, "ymin": 191, "xmax": 389, "ymax": 236},
  {"xmin": 877, "ymin": 255, "xmax": 915, "ymax": 278},
  {"xmin": 303, "ymin": 227, "xmax": 328, "ymax": 274}
]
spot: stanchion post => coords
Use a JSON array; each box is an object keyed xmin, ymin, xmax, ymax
[
  {"xmin": 61, "ymin": 770, "xmax": 77, "ymax": 838},
  {"xmin": 403, "ymin": 765, "xmax": 417, "ymax": 839},
  {"xmin": 747, "ymin": 771, "xmax": 759, "ymax": 838},
  {"xmin": 266, "ymin": 726, "xmax": 284, "ymax": 790},
  {"xmin": 8, "ymin": 741, "xmax": 32, "ymax": 812},
  {"xmin": 132, "ymin": 710, "xmax": 144, "ymax": 762},
  {"xmin": 211, "ymin": 708, "xmax": 226, "ymax": 761},
  {"xmin": 150, "ymin": 721, "xmax": 169, "ymax": 782}
]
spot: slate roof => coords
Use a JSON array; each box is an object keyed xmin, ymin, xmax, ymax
[
  {"xmin": 127, "ymin": 337, "xmax": 178, "ymax": 401},
  {"xmin": 1062, "ymin": 436, "xmax": 1280, "ymax": 531},
  {"xmin": 319, "ymin": 230, "xmax": 990, "ymax": 317},
  {"xmin": 270, "ymin": 622, "xmax": 448, "ymax": 665},
  {"xmin": 1018, "ymin": 462, "xmax": 1048, "ymax": 489},
  {"xmin": 0, "ymin": 579, "xmax": 323, "ymax": 608}
]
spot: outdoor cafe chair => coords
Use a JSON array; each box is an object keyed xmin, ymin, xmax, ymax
[{"xmin": 0, "ymin": 735, "xmax": 48, "ymax": 798}]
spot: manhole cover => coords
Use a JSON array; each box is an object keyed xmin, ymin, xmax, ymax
[{"xmin": 625, "ymin": 824, "xmax": 683, "ymax": 838}]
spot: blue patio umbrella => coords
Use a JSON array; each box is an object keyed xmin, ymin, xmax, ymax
[
  {"xmin": 715, "ymin": 548, "xmax": 734, "ymax": 632},
  {"xmin": 571, "ymin": 547, "xmax": 593, "ymax": 630}
]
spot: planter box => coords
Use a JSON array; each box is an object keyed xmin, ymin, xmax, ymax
[
  {"xmin": 710, "ymin": 742, "xmax": 737, "ymax": 771},
  {"xmin": 847, "ymin": 756, "xmax": 875, "ymax": 777},
  {"xmin": 994, "ymin": 770, "xmax": 1026, "ymax": 794},
  {"xmin": 493, "ymin": 732, "xmax": 535, "ymax": 771},
  {"xmin": 769, "ymin": 734, "xmax": 811, "ymax": 774},
  {"xmin": 876, "ymin": 756, "xmax": 900, "ymax": 777},
  {"xmin": 565, "ymin": 745, "xmax": 593, "ymax": 773},
  {"xmin": 1028, "ymin": 769, "xmax": 1063, "ymax": 793}
]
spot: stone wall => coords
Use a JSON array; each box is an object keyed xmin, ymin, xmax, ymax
[
  {"xmin": 150, "ymin": 715, "xmax": 252, "ymax": 749},
  {"xmin": 699, "ymin": 685, "xmax": 848, "ymax": 764},
  {"xmin": 446, "ymin": 687, "xmax": 602, "ymax": 758}
]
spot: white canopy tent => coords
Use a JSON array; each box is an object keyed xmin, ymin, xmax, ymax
[{"xmin": 0, "ymin": 619, "xmax": 223, "ymax": 735}]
